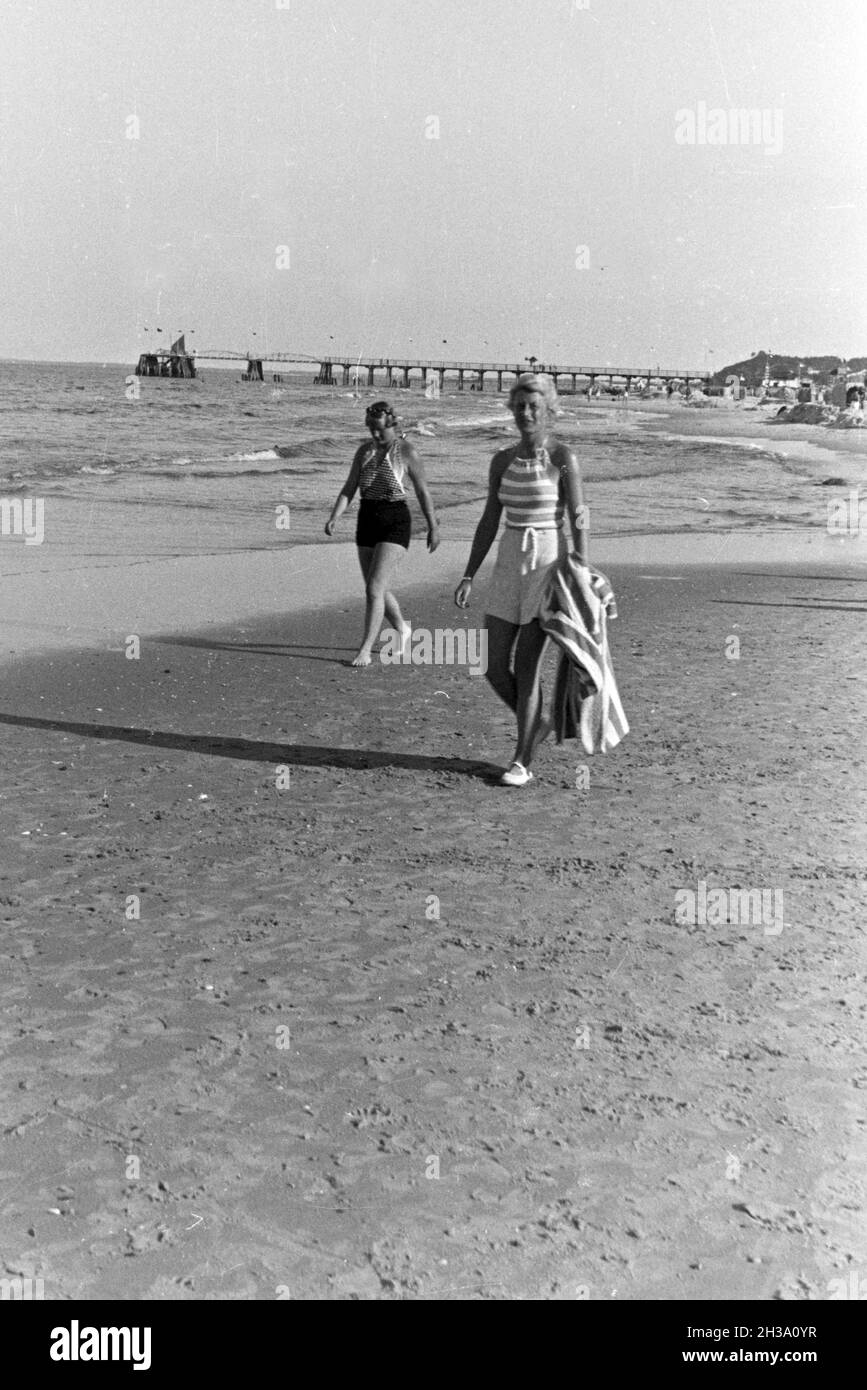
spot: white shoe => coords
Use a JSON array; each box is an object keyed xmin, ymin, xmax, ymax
[{"xmin": 500, "ymin": 761, "xmax": 534, "ymax": 787}]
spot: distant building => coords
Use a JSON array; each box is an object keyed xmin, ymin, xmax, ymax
[{"xmin": 827, "ymin": 365, "xmax": 865, "ymax": 407}]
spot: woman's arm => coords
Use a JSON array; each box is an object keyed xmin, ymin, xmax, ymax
[
  {"xmin": 403, "ymin": 442, "xmax": 440, "ymax": 552},
  {"xmin": 325, "ymin": 446, "xmax": 364, "ymax": 535},
  {"xmin": 454, "ymin": 450, "xmax": 509, "ymax": 606},
  {"xmin": 556, "ymin": 445, "xmax": 588, "ymax": 565}
]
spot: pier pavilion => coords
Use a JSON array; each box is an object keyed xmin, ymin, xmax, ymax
[{"xmin": 135, "ymin": 333, "xmax": 197, "ymax": 378}]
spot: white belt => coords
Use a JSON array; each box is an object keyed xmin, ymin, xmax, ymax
[{"xmin": 504, "ymin": 523, "xmax": 559, "ymax": 570}]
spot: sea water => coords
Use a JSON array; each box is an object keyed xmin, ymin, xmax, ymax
[{"xmin": 0, "ymin": 360, "xmax": 853, "ymax": 565}]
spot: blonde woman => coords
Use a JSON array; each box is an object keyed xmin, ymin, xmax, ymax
[{"xmin": 455, "ymin": 374, "xmax": 587, "ymax": 785}]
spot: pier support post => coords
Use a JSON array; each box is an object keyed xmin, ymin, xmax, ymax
[
  {"xmin": 342, "ymin": 365, "xmax": 350, "ymax": 385},
  {"xmin": 421, "ymin": 367, "xmax": 428, "ymax": 387},
  {"xmin": 497, "ymin": 370, "xmax": 503, "ymax": 392},
  {"xmin": 477, "ymin": 370, "xmax": 485, "ymax": 392},
  {"xmin": 458, "ymin": 369, "xmax": 464, "ymax": 391},
  {"xmin": 402, "ymin": 365, "xmax": 410, "ymax": 388},
  {"xmin": 367, "ymin": 365, "xmax": 375, "ymax": 387},
  {"xmin": 437, "ymin": 368, "xmax": 445, "ymax": 393}
]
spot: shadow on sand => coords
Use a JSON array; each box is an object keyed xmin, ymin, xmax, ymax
[
  {"xmin": 153, "ymin": 635, "xmax": 357, "ymax": 665},
  {"xmin": 0, "ymin": 711, "xmax": 499, "ymax": 781},
  {"xmin": 712, "ymin": 599, "xmax": 867, "ymax": 613}
]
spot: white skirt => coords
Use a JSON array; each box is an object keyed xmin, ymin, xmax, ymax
[{"xmin": 485, "ymin": 525, "xmax": 567, "ymax": 627}]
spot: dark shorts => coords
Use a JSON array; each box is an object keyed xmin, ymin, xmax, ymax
[{"xmin": 356, "ymin": 499, "xmax": 412, "ymax": 551}]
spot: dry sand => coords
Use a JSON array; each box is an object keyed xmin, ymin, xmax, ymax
[
  {"xmin": 636, "ymin": 396, "xmax": 867, "ymax": 467},
  {"xmin": 1, "ymin": 554, "xmax": 865, "ymax": 1300}
]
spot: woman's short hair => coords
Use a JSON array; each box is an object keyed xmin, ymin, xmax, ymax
[
  {"xmin": 365, "ymin": 400, "xmax": 398, "ymax": 427},
  {"xmin": 508, "ymin": 372, "xmax": 561, "ymax": 418}
]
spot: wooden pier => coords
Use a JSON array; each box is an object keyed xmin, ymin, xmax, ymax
[
  {"xmin": 136, "ymin": 340, "xmax": 711, "ymax": 392},
  {"xmin": 307, "ymin": 356, "xmax": 711, "ymax": 393}
]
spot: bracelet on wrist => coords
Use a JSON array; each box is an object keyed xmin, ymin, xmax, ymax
[{"xmin": 461, "ymin": 575, "xmax": 474, "ymax": 583}]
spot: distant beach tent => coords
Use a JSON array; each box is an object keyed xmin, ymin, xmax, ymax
[
  {"xmin": 136, "ymin": 331, "xmax": 197, "ymax": 378},
  {"xmin": 827, "ymin": 365, "xmax": 865, "ymax": 408}
]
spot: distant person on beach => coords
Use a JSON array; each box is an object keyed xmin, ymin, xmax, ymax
[
  {"xmin": 325, "ymin": 401, "xmax": 440, "ymax": 667},
  {"xmin": 454, "ymin": 373, "xmax": 587, "ymax": 786}
]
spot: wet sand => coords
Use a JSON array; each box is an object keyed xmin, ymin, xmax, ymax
[{"xmin": 1, "ymin": 559, "xmax": 865, "ymax": 1299}]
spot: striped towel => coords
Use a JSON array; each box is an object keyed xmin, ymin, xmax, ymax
[{"xmin": 538, "ymin": 555, "xmax": 629, "ymax": 754}]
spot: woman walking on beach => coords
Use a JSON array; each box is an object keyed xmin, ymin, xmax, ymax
[
  {"xmin": 326, "ymin": 402, "xmax": 440, "ymax": 666},
  {"xmin": 455, "ymin": 373, "xmax": 587, "ymax": 785}
]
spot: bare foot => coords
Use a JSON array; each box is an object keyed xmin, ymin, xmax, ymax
[{"xmin": 351, "ymin": 649, "xmax": 373, "ymax": 667}]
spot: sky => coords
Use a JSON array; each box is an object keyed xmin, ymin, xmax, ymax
[{"xmin": 1, "ymin": 0, "xmax": 865, "ymax": 368}]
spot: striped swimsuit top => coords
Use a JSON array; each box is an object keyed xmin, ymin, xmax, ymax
[
  {"xmin": 358, "ymin": 439, "xmax": 407, "ymax": 501},
  {"xmin": 499, "ymin": 446, "xmax": 564, "ymax": 530}
]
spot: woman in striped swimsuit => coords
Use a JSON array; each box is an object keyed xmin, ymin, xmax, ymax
[
  {"xmin": 455, "ymin": 374, "xmax": 587, "ymax": 785},
  {"xmin": 326, "ymin": 401, "xmax": 440, "ymax": 666}
]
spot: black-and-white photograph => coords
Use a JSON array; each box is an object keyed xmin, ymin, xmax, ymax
[{"xmin": 1, "ymin": 0, "xmax": 864, "ymax": 1336}]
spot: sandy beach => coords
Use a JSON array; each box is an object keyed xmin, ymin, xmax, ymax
[{"xmin": 2, "ymin": 531, "xmax": 865, "ymax": 1299}]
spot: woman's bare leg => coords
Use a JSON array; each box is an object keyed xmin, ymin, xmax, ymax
[
  {"xmin": 357, "ymin": 546, "xmax": 405, "ymax": 632},
  {"xmin": 484, "ymin": 615, "xmax": 519, "ymax": 711},
  {"xmin": 512, "ymin": 619, "xmax": 549, "ymax": 766},
  {"xmin": 353, "ymin": 542, "xmax": 407, "ymax": 665}
]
